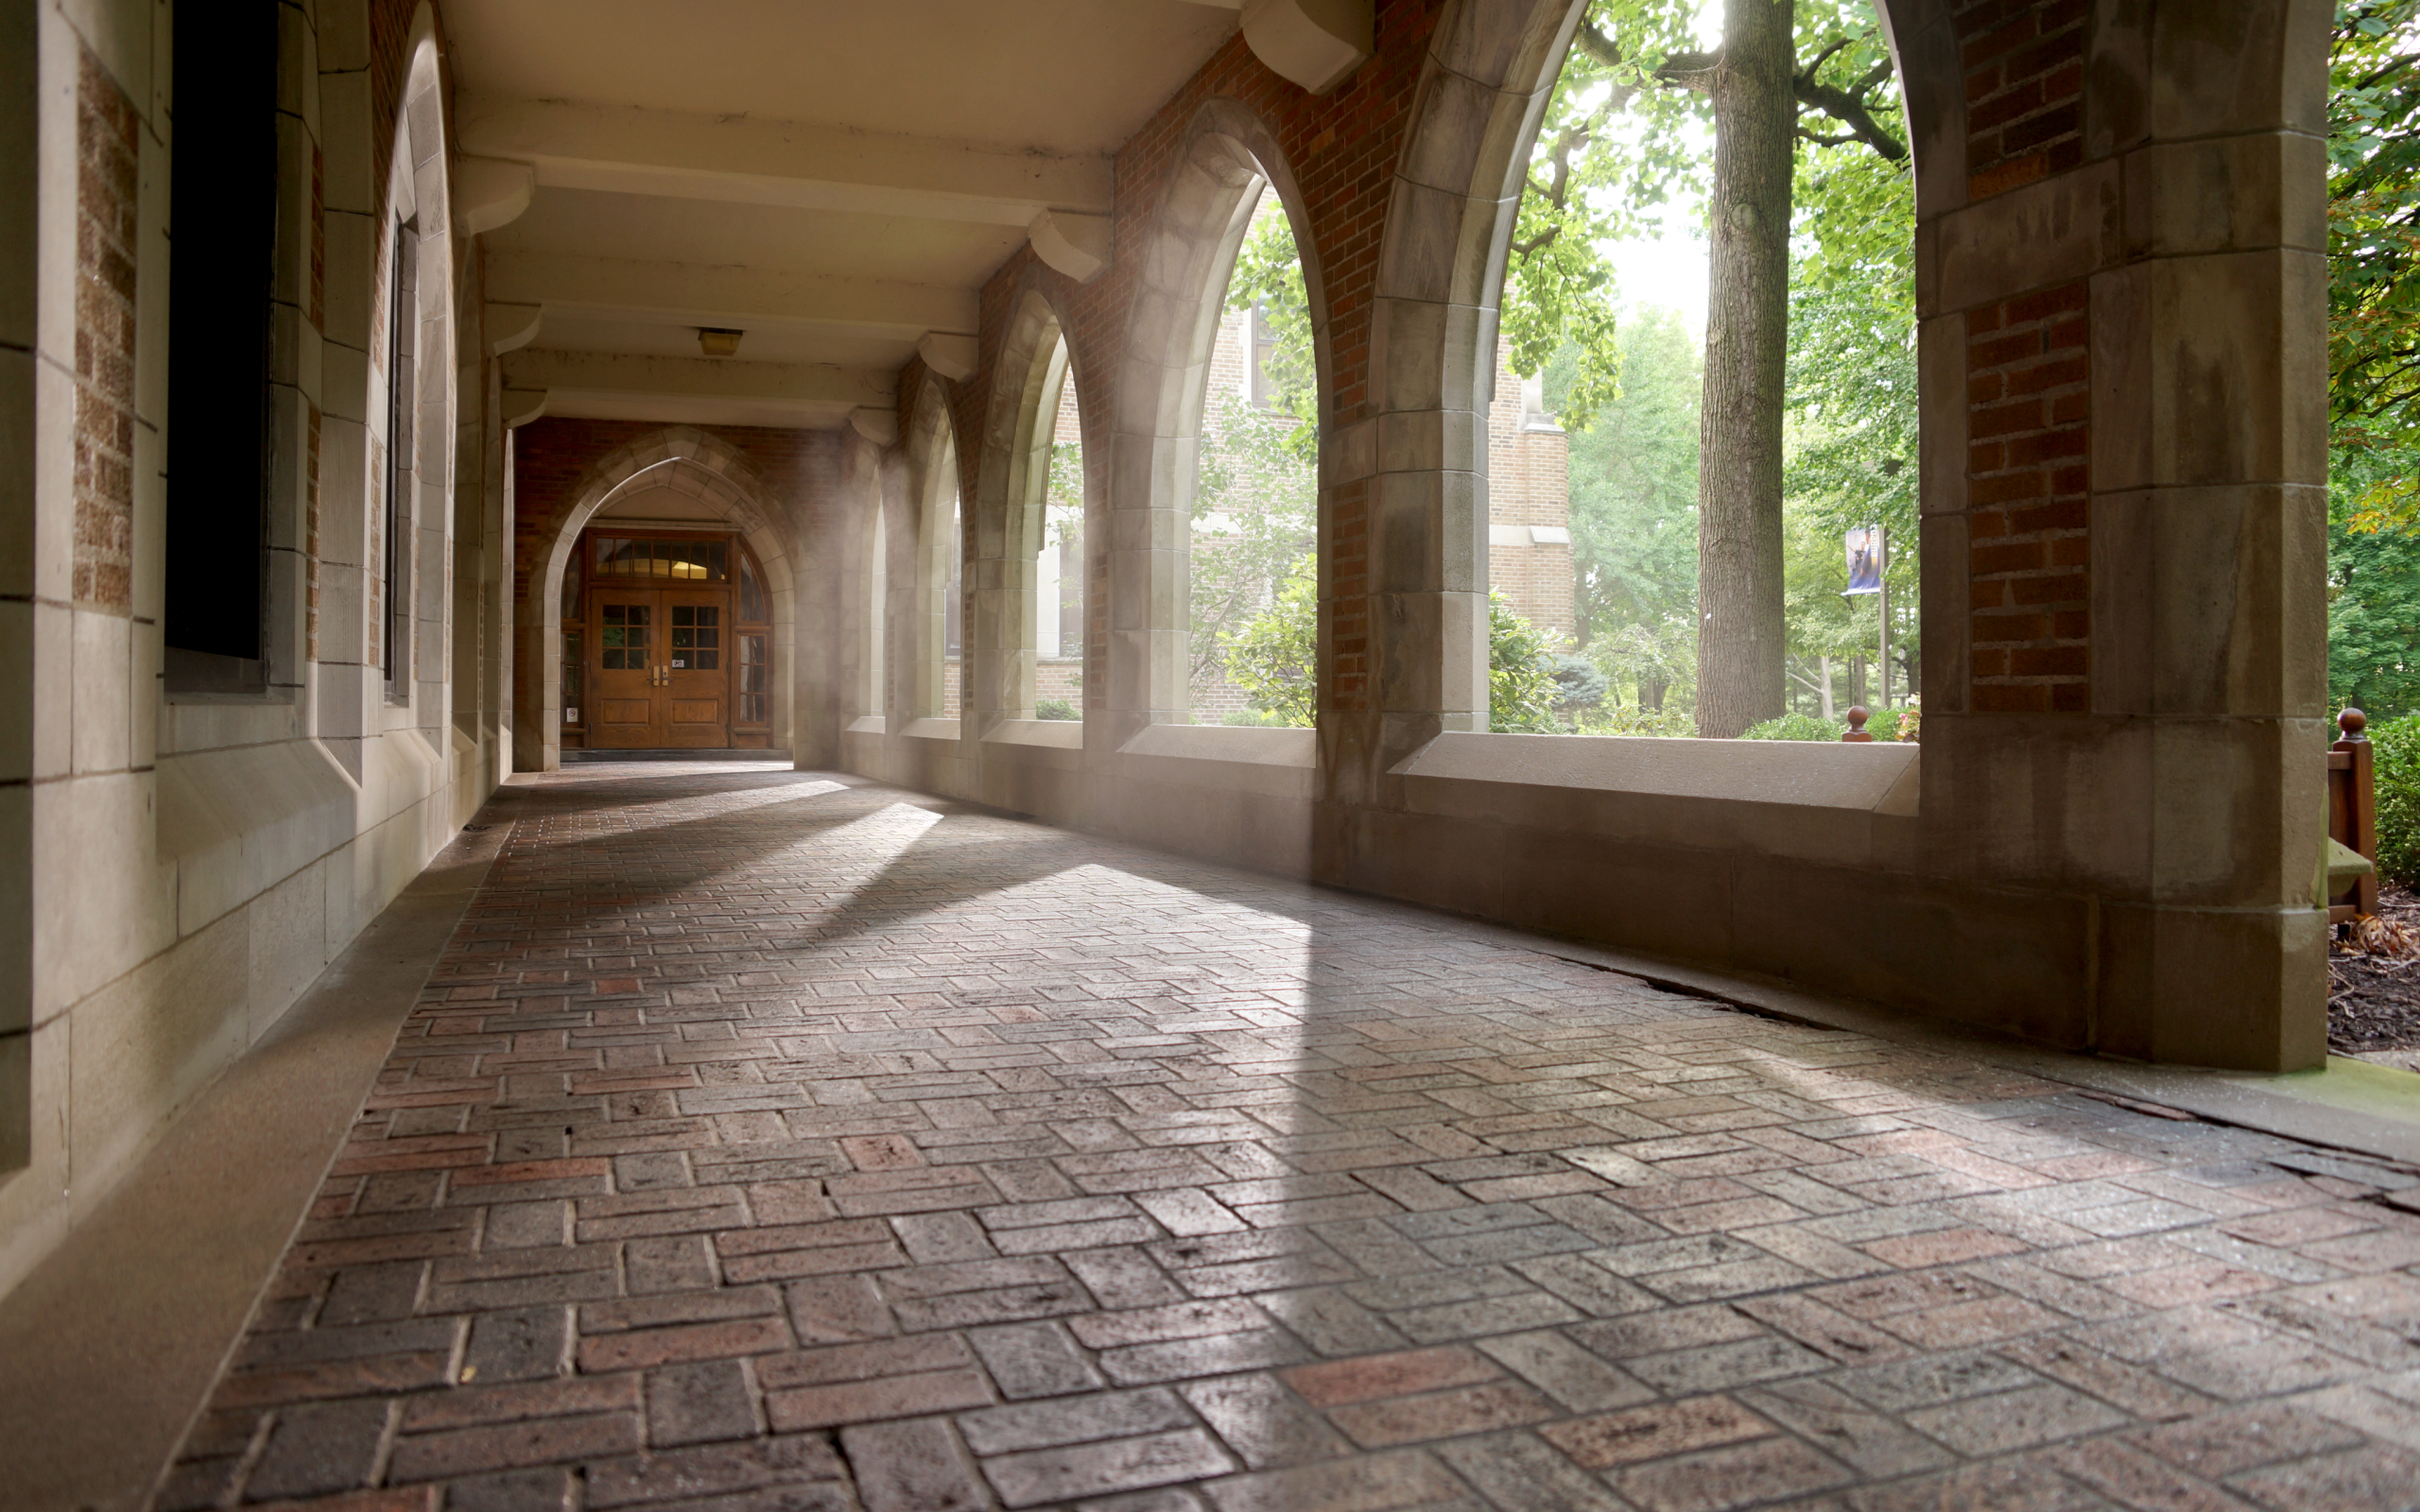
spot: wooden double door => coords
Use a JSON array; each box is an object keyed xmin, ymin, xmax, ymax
[{"xmin": 588, "ymin": 585, "xmax": 733, "ymax": 748}]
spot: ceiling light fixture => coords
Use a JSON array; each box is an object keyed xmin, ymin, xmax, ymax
[{"xmin": 698, "ymin": 327, "xmax": 743, "ymax": 357}]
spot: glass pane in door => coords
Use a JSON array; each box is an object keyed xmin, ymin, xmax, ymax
[
  {"xmin": 601, "ymin": 603, "xmax": 651, "ymax": 668},
  {"xmin": 671, "ymin": 605, "xmax": 721, "ymax": 670}
]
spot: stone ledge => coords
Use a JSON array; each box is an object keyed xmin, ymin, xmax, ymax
[
  {"xmin": 1118, "ymin": 722, "xmax": 1316, "ymax": 766},
  {"xmin": 1392, "ymin": 730, "xmax": 1919, "ymax": 810},
  {"xmin": 157, "ymin": 738, "xmax": 363, "ymax": 936},
  {"xmin": 897, "ymin": 716, "xmax": 961, "ymax": 743},
  {"xmin": 984, "ymin": 718, "xmax": 1084, "ymax": 750}
]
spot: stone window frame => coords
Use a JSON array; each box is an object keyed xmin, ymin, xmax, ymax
[
  {"xmin": 973, "ymin": 291, "xmax": 1083, "ymax": 732},
  {"xmin": 855, "ymin": 469, "xmax": 889, "ymax": 724},
  {"xmin": 902, "ymin": 379, "xmax": 965, "ymax": 724},
  {"xmin": 1105, "ymin": 102, "xmax": 1328, "ymax": 747},
  {"xmin": 371, "ymin": 27, "xmax": 456, "ymax": 732}
]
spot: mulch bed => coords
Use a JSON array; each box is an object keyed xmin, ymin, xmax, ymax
[{"xmin": 2330, "ymin": 884, "xmax": 2420, "ymax": 1054}]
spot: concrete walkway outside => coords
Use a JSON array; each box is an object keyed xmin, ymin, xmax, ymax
[{"xmin": 157, "ymin": 764, "xmax": 2420, "ymax": 1511}]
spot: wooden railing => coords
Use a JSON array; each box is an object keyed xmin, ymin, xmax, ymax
[{"xmin": 2331, "ymin": 708, "xmax": 2380, "ymax": 923}]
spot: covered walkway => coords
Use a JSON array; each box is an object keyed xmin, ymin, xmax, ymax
[{"xmin": 142, "ymin": 763, "xmax": 2420, "ymax": 1510}]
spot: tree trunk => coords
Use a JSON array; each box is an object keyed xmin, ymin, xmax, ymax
[{"xmin": 1693, "ymin": 0, "xmax": 1795, "ymax": 739}]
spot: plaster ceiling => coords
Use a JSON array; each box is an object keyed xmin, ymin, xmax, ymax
[
  {"xmin": 449, "ymin": 0, "xmax": 1246, "ymax": 429},
  {"xmin": 444, "ymin": 0, "xmax": 1242, "ymax": 154}
]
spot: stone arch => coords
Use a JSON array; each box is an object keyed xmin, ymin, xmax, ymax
[
  {"xmin": 524, "ymin": 427, "xmax": 800, "ymax": 770},
  {"xmin": 900, "ymin": 372, "xmax": 965, "ymax": 720},
  {"xmin": 1359, "ymin": 0, "xmax": 1969, "ymax": 756},
  {"xmin": 366, "ymin": 6, "xmax": 457, "ymax": 731},
  {"xmin": 1107, "ymin": 99, "xmax": 1327, "ymax": 740},
  {"xmin": 971, "ymin": 283, "xmax": 1084, "ymax": 727}
]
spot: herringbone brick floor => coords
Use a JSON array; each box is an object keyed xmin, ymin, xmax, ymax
[{"xmin": 157, "ymin": 765, "xmax": 2420, "ymax": 1511}]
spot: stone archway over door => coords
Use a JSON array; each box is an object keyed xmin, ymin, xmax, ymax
[{"xmin": 517, "ymin": 428, "xmax": 800, "ymax": 771}]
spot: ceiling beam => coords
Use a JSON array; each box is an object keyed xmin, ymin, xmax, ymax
[
  {"xmin": 501, "ymin": 348, "xmax": 895, "ymax": 429},
  {"xmin": 486, "ymin": 250, "xmax": 979, "ymax": 339},
  {"xmin": 458, "ymin": 94, "xmax": 1115, "ymax": 226}
]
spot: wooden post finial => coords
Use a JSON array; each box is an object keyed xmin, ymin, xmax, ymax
[
  {"xmin": 1842, "ymin": 707, "xmax": 1874, "ymax": 743},
  {"xmin": 2341, "ymin": 707, "xmax": 2369, "ymax": 742}
]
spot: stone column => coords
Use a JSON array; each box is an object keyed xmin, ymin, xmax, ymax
[{"xmin": 1910, "ymin": 0, "xmax": 2330, "ymax": 1070}]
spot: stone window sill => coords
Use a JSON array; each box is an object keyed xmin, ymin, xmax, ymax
[
  {"xmin": 1392, "ymin": 730, "xmax": 1917, "ymax": 813},
  {"xmin": 1117, "ymin": 723, "xmax": 1315, "ymax": 767},
  {"xmin": 985, "ymin": 719, "xmax": 1084, "ymax": 750}
]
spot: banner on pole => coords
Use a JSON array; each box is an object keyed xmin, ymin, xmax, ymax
[{"xmin": 1843, "ymin": 526, "xmax": 1882, "ymax": 595}]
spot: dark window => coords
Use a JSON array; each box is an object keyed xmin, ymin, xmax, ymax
[
  {"xmin": 592, "ymin": 536, "xmax": 728, "ymax": 580},
  {"xmin": 561, "ymin": 546, "xmax": 582, "ymax": 623},
  {"xmin": 600, "ymin": 602, "xmax": 650, "ymax": 669},
  {"xmin": 670, "ymin": 604, "xmax": 720, "ymax": 670},
  {"xmin": 164, "ymin": 0, "xmax": 280, "ymax": 670},
  {"xmin": 384, "ymin": 220, "xmax": 417, "ymax": 689},
  {"xmin": 1249, "ymin": 299, "xmax": 1278, "ymax": 411},
  {"xmin": 561, "ymin": 631, "xmax": 581, "ymax": 725},
  {"xmin": 739, "ymin": 551, "xmax": 767, "ymax": 623},
  {"xmin": 740, "ymin": 633, "xmax": 768, "ymax": 725}
]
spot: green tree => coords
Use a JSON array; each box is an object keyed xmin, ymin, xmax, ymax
[
  {"xmin": 1548, "ymin": 0, "xmax": 1908, "ymax": 736},
  {"xmin": 1220, "ymin": 552, "xmax": 1318, "ymax": 726},
  {"xmin": 2332, "ymin": 0, "xmax": 2420, "ymax": 522},
  {"xmin": 2332, "ymin": 440, "xmax": 2420, "ymax": 716},
  {"xmin": 1191, "ymin": 390, "xmax": 1317, "ymax": 693},
  {"xmin": 1491, "ymin": 593, "xmax": 1563, "ymax": 732},
  {"xmin": 1550, "ymin": 308, "xmax": 1702, "ymax": 662},
  {"xmin": 1586, "ymin": 616, "xmax": 1698, "ymax": 722},
  {"xmin": 1224, "ymin": 199, "xmax": 1320, "ymax": 455}
]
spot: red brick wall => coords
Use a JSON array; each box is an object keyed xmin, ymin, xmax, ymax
[
  {"xmin": 959, "ymin": 0, "xmax": 1444, "ymax": 715},
  {"xmin": 510, "ymin": 419, "xmax": 840, "ymax": 610},
  {"xmin": 73, "ymin": 43, "xmax": 140, "ymax": 614},
  {"xmin": 1966, "ymin": 279, "xmax": 2088, "ymax": 713},
  {"xmin": 1957, "ymin": 2, "xmax": 2091, "ymax": 714},
  {"xmin": 1958, "ymin": 0, "xmax": 2085, "ymax": 200}
]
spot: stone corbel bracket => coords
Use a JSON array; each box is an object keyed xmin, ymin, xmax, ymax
[
  {"xmin": 500, "ymin": 387, "xmax": 549, "ymax": 428},
  {"xmin": 917, "ymin": 333, "xmax": 979, "ymax": 383},
  {"xmin": 455, "ymin": 155, "xmax": 537, "ymax": 236},
  {"xmin": 1028, "ymin": 211, "xmax": 1114, "ymax": 283},
  {"xmin": 485, "ymin": 301, "xmax": 544, "ymax": 357},
  {"xmin": 850, "ymin": 406, "xmax": 901, "ymax": 446},
  {"xmin": 1242, "ymin": 0, "xmax": 1372, "ymax": 94}
]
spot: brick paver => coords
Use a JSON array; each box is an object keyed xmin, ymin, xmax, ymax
[{"xmin": 157, "ymin": 765, "xmax": 2420, "ymax": 1511}]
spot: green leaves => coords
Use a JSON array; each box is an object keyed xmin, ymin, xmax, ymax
[
  {"xmin": 2329, "ymin": 0, "xmax": 2420, "ymax": 488},
  {"xmin": 1191, "ymin": 390, "xmax": 1318, "ymax": 693},
  {"xmin": 2331, "ymin": 440, "xmax": 2420, "ymax": 716},
  {"xmin": 1489, "ymin": 592, "xmax": 1564, "ymax": 732},
  {"xmin": 1220, "ymin": 552, "xmax": 1319, "ymax": 726},
  {"xmin": 1224, "ymin": 201, "xmax": 1320, "ymax": 456}
]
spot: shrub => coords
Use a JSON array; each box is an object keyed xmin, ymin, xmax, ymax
[
  {"xmin": 1550, "ymin": 653, "xmax": 1608, "ymax": 713},
  {"xmin": 1573, "ymin": 703, "xmax": 1694, "ymax": 737},
  {"xmin": 1221, "ymin": 553, "xmax": 1318, "ymax": 727},
  {"xmin": 2374, "ymin": 712, "xmax": 2420, "ymax": 885},
  {"xmin": 1740, "ymin": 713, "xmax": 1844, "ymax": 742},
  {"xmin": 1219, "ymin": 709, "xmax": 1293, "ymax": 727},
  {"xmin": 1893, "ymin": 697, "xmax": 1921, "ymax": 742},
  {"xmin": 1489, "ymin": 593, "xmax": 1562, "ymax": 733},
  {"xmin": 1036, "ymin": 697, "xmax": 1080, "ymax": 722}
]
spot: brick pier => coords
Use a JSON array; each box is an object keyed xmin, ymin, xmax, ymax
[{"xmin": 162, "ymin": 764, "xmax": 2420, "ymax": 1511}]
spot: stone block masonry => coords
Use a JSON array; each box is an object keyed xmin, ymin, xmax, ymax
[{"xmin": 159, "ymin": 764, "xmax": 2420, "ymax": 1510}]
